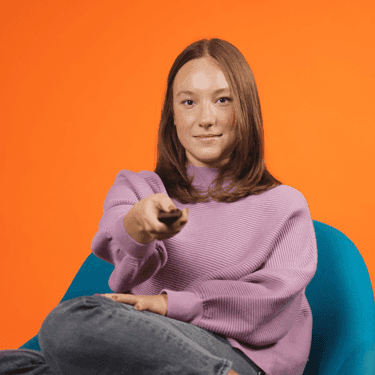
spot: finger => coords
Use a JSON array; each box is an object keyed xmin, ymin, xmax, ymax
[
  {"xmin": 117, "ymin": 294, "xmax": 138, "ymax": 304},
  {"xmin": 179, "ymin": 208, "xmax": 189, "ymax": 223},
  {"xmin": 172, "ymin": 220, "xmax": 185, "ymax": 230},
  {"xmin": 173, "ymin": 210, "xmax": 188, "ymax": 228},
  {"xmin": 134, "ymin": 300, "xmax": 152, "ymax": 312},
  {"xmin": 152, "ymin": 194, "xmax": 174, "ymax": 213},
  {"xmin": 154, "ymin": 206, "xmax": 178, "ymax": 231},
  {"xmin": 101, "ymin": 293, "xmax": 119, "ymax": 300},
  {"xmin": 101, "ymin": 294, "xmax": 135, "ymax": 305}
]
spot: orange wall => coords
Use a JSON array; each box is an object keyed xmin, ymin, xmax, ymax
[{"xmin": 1, "ymin": 0, "xmax": 374, "ymax": 349}]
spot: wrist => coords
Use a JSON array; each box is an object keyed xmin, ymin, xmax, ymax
[
  {"xmin": 161, "ymin": 293, "xmax": 168, "ymax": 314},
  {"xmin": 124, "ymin": 214, "xmax": 154, "ymax": 245}
]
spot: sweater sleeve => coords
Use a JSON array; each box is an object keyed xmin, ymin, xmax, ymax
[
  {"xmin": 91, "ymin": 170, "xmax": 169, "ymax": 293},
  {"xmin": 161, "ymin": 193, "xmax": 318, "ymax": 347}
]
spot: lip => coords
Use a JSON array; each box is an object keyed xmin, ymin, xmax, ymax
[
  {"xmin": 194, "ymin": 134, "xmax": 223, "ymax": 138},
  {"xmin": 195, "ymin": 134, "xmax": 222, "ymax": 142}
]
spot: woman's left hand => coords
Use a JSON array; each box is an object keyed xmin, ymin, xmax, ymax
[{"xmin": 99, "ymin": 293, "xmax": 168, "ymax": 317}]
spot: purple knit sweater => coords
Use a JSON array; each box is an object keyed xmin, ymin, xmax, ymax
[{"xmin": 91, "ymin": 164, "xmax": 318, "ymax": 375}]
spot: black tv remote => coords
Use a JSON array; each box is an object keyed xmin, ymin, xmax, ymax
[{"xmin": 158, "ymin": 209, "xmax": 182, "ymax": 226}]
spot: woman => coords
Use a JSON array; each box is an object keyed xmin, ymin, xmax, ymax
[{"xmin": 0, "ymin": 38, "xmax": 318, "ymax": 375}]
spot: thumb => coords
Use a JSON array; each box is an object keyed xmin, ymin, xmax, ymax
[{"xmin": 134, "ymin": 302, "xmax": 144, "ymax": 311}]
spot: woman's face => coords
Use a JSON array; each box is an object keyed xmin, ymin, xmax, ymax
[{"xmin": 172, "ymin": 57, "xmax": 237, "ymax": 168}]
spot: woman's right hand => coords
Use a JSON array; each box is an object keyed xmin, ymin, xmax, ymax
[{"xmin": 124, "ymin": 193, "xmax": 189, "ymax": 244}]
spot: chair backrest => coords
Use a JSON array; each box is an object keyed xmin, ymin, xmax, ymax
[{"xmin": 303, "ymin": 220, "xmax": 375, "ymax": 374}]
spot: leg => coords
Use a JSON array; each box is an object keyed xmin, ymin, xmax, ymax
[
  {"xmin": 38, "ymin": 295, "xmax": 232, "ymax": 375},
  {"xmin": 0, "ymin": 349, "xmax": 54, "ymax": 374},
  {"xmin": 38, "ymin": 295, "xmax": 261, "ymax": 375}
]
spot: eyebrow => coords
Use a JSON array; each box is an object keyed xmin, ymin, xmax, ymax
[{"xmin": 176, "ymin": 88, "xmax": 230, "ymax": 97}]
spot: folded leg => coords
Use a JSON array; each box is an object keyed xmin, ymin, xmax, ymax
[
  {"xmin": 38, "ymin": 295, "xmax": 235, "ymax": 375},
  {"xmin": 0, "ymin": 349, "xmax": 54, "ymax": 375}
]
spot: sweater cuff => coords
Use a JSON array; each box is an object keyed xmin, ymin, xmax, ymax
[
  {"xmin": 160, "ymin": 290, "xmax": 204, "ymax": 324},
  {"xmin": 114, "ymin": 214, "xmax": 157, "ymax": 259}
]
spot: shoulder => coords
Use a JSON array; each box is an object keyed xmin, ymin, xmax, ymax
[
  {"xmin": 247, "ymin": 185, "xmax": 314, "ymax": 234},
  {"xmin": 256, "ymin": 184, "xmax": 310, "ymax": 213},
  {"xmin": 114, "ymin": 169, "xmax": 167, "ymax": 194},
  {"xmin": 114, "ymin": 169, "xmax": 159, "ymax": 181}
]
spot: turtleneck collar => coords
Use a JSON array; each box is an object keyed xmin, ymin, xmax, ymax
[{"xmin": 186, "ymin": 163, "xmax": 224, "ymax": 191}]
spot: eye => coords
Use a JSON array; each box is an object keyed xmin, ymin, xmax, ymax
[
  {"xmin": 218, "ymin": 97, "xmax": 232, "ymax": 104},
  {"xmin": 181, "ymin": 97, "xmax": 232, "ymax": 106}
]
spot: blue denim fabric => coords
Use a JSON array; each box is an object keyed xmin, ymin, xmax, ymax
[{"xmin": 1, "ymin": 295, "xmax": 264, "ymax": 375}]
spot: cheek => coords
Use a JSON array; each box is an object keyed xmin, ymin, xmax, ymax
[
  {"xmin": 175, "ymin": 125, "xmax": 192, "ymax": 147},
  {"xmin": 179, "ymin": 116, "xmax": 192, "ymax": 127},
  {"xmin": 227, "ymin": 134, "xmax": 238, "ymax": 152}
]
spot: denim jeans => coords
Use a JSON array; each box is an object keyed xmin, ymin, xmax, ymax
[{"xmin": 0, "ymin": 295, "xmax": 265, "ymax": 375}]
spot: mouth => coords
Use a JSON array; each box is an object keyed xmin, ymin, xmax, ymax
[
  {"xmin": 194, "ymin": 134, "xmax": 223, "ymax": 142},
  {"xmin": 194, "ymin": 134, "xmax": 223, "ymax": 138}
]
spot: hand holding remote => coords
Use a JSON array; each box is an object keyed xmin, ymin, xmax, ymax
[
  {"xmin": 124, "ymin": 193, "xmax": 189, "ymax": 244},
  {"xmin": 158, "ymin": 209, "xmax": 182, "ymax": 226}
]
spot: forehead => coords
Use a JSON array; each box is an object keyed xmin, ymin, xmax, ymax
[{"xmin": 173, "ymin": 57, "xmax": 229, "ymax": 92}]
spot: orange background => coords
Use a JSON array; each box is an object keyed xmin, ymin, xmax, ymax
[{"xmin": 1, "ymin": 0, "xmax": 374, "ymax": 350}]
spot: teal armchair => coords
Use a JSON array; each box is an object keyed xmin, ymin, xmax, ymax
[{"xmin": 19, "ymin": 220, "xmax": 375, "ymax": 374}]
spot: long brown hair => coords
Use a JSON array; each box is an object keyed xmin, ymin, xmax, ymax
[{"xmin": 154, "ymin": 38, "xmax": 283, "ymax": 204}]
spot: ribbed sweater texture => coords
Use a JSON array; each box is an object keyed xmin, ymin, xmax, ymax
[{"xmin": 91, "ymin": 164, "xmax": 318, "ymax": 375}]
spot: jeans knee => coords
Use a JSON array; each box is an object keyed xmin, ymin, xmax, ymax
[{"xmin": 38, "ymin": 297, "xmax": 90, "ymax": 353}]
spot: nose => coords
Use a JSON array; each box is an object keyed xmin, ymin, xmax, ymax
[{"xmin": 198, "ymin": 101, "xmax": 216, "ymax": 127}]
